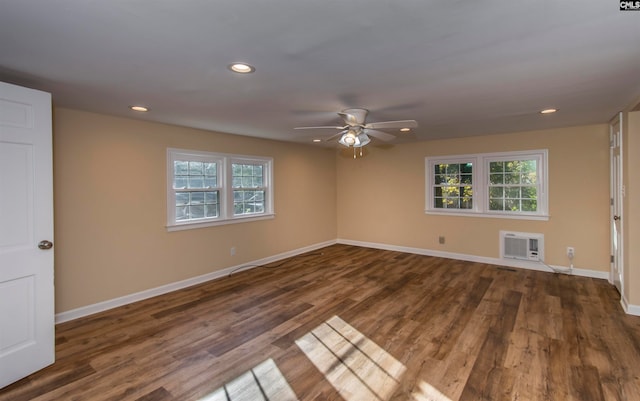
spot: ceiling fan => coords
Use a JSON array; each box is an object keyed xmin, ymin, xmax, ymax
[{"xmin": 294, "ymin": 108, "xmax": 418, "ymax": 151}]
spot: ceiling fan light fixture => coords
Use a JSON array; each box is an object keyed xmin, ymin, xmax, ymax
[
  {"xmin": 339, "ymin": 131, "xmax": 358, "ymax": 147},
  {"xmin": 355, "ymin": 133, "xmax": 370, "ymax": 147}
]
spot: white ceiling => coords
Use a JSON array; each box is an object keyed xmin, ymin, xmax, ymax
[{"xmin": 1, "ymin": 1, "xmax": 639, "ymax": 146}]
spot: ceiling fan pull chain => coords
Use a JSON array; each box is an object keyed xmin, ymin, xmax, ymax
[{"xmin": 353, "ymin": 147, "xmax": 356, "ymax": 159}]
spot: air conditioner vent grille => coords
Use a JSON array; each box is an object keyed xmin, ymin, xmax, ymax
[{"xmin": 500, "ymin": 231, "xmax": 543, "ymax": 261}]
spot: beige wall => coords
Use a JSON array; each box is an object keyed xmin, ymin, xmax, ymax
[
  {"xmin": 52, "ymin": 107, "xmax": 620, "ymax": 314},
  {"xmin": 624, "ymin": 111, "xmax": 640, "ymax": 305},
  {"xmin": 53, "ymin": 108, "xmax": 337, "ymax": 312},
  {"xmin": 337, "ymin": 124, "xmax": 611, "ymax": 271}
]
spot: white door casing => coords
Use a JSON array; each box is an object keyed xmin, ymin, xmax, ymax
[
  {"xmin": 610, "ymin": 112, "xmax": 623, "ymax": 295},
  {"xmin": 0, "ymin": 82, "xmax": 55, "ymax": 388}
]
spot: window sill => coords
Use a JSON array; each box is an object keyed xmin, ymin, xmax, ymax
[
  {"xmin": 167, "ymin": 213, "xmax": 275, "ymax": 232},
  {"xmin": 425, "ymin": 210, "xmax": 549, "ymax": 221}
]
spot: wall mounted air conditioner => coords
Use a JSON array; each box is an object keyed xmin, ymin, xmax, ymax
[{"xmin": 500, "ymin": 231, "xmax": 544, "ymax": 261}]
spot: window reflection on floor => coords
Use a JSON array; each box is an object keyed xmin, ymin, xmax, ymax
[
  {"xmin": 411, "ymin": 380, "xmax": 452, "ymax": 401},
  {"xmin": 199, "ymin": 315, "xmax": 452, "ymax": 401},
  {"xmin": 296, "ymin": 315, "xmax": 407, "ymax": 401},
  {"xmin": 199, "ymin": 358, "xmax": 298, "ymax": 401}
]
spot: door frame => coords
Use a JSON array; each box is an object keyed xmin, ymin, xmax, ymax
[{"xmin": 609, "ymin": 112, "xmax": 624, "ymax": 296}]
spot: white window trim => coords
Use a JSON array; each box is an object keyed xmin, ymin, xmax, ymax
[
  {"xmin": 425, "ymin": 150, "xmax": 549, "ymax": 221},
  {"xmin": 167, "ymin": 148, "xmax": 274, "ymax": 231}
]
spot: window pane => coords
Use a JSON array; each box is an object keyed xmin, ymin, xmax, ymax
[
  {"xmin": 444, "ymin": 174, "xmax": 460, "ymax": 184},
  {"xmin": 489, "ymin": 173, "xmax": 503, "ymax": 185},
  {"xmin": 174, "ymin": 177, "xmax": 188, "ymax": 189},
  {"xmin": 190, "ymin": 205, "xmax": 205, "ymax": 219},
  {"xmin": 204, "ymin": 177, "xmax": 217, "ymax": 188},
  {"xmin": 504, "ymin": 161, "xmax": 520, "ymax": 173},
  {"xmin": 190, "ymin": 192, "xmax": 205, "ymax": 204},
  {"xmin": 233, "ymin": 189, "xmax": 265, "ymax": 215},
  {"xmin": 176, "ymin": 193, "xmax": 189, "ymax": 206},
  {"xmin": 505, "ymin": 188, "xmax": 520, "ymax": 199},
  {"xmin": 189, "ymin": 162, "xmax": 203, "ymax": 175},
  {"xmin": 445, "ymin": 187, "xmax": 460, "ymax": 197},
  {"xmin": 174, "ymin": 161, "xmax": 189, "ymax": 175},
  {"xmin": 204, "ymin": 191, "xmax": 218, "ymax": 204},
  {"xmin": 505, "ymin": 173, "xmax": 520, "ymax": 184},
  {"xmin": 176, "ymin": 206, "xmax": 188, "ymax": 220},
  {"xmin": 521, "ymin": 187, "xmax": 537, "ymax": 199},
  {"xmin": 489, "ymin": 162, "xmax": 503, "ymax": 173},
  {"xmin": 188, "ymin": 176, "xmax": 204, "ymax": 188},
  {"xmin": 521, "ymin": 160, "xmax": 536, "ymax": 173},
  {"xmin": 489, "ymin": 187, "xmax": 503, "ymax": 198},
  {"xmin": 446, "ymin": 164, "xmax": 460, "ymax": 174},
  {"xmin": 205, "ymin": 204, "xmax": 219, "ymax": 217},
  {"xmin": 204, "ymin": 162, "xmax": 216, "ymax": 176},
  {"xmin": 432, "ymin": 162, "xmax": 473, "ymax": 211},
  {"xmin": 521, "ymin": 199, "xmax": 537, "ymax": 211},
  {"xmin": 445, "ymin": 198, "xmax": 460, "ymax": 208},
  {"xmin": 522, "ymin": 172, "xmax": 537, "ymax": 185},
  {"xmin": 489, "ymin": 199, "xmax": 504, "ymax": 210}
]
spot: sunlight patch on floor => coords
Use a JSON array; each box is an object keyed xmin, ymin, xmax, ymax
[
  {"xmin": 198, "ymin": 358, "xmax": 298, "ymax": 401},
  {"xmin": 411, "ymin": 380, "xmax": 453, "ymax": 401},
  {"xmin": 296, "ymin": 315, "xmax": 407, "ymax": 401}
]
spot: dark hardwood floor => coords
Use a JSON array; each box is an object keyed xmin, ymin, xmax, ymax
[{"xmin": 2, "ymin": 244, "xmax": 640, "ymax": 401}]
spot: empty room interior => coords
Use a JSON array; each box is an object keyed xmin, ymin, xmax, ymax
[{"xmin": 1, "ymin": 2, "xmax": 640, "ymax": 401}]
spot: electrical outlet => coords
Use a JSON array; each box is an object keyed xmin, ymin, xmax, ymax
[
  {"xmin": 439, "ymin": 236, "xmax": 445, "ymax": 245},
  {"xmin": 566, "ymin": 247, "xmax": 575, "ymax": 259},
  {"xmin": 230, "ymin": 246, "xmax": 236, "ymax": 256}
]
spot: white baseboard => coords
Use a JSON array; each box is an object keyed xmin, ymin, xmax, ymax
[
  {"xmin": 336, "ymin": 238, "xmax": 610, "ymax": 280},
  {"xmin": 55, "ymin": 239, "xmax": 337, "ymax": 324},
  {"xmin": 55, "ymin": 238, "xmax": 619, "ymax": 324},
  {"xmin": 621, "ymin": 295, "xmax": 640, "ymax": 316}
]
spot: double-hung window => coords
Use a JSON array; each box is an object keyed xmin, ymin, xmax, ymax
[
  {"xmin": 426, "ymin": 150, "xmax": 548, "ymax": 220},
  {"xmin": 167, "ymin": 149, "xmax": 273, "ymax": 230}
]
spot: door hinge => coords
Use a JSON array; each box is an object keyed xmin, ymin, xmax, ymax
[
  {"xmin": 611, "ymin": 198, "xmax": 614, "ymax": 206},
  {"xmin": 611, "ymin": 255, "xmax": 615, "ymax": 263}
]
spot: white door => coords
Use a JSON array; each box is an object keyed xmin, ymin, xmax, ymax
[
  {"xmin": 610, "ymin": 113, "xmax": 623, "ymax": 294},
  {"xmin": 0, "ymin": 81, "xmax": 54, "ymax": 388}
]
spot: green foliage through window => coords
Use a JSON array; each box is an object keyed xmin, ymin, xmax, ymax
[
  {"xmin": 433, "ymin": 163, "xmax": 473, "ymax": 209},
  {"xmin": 488, "ymin": 160, "xmax": 537, "ymax": 212}
]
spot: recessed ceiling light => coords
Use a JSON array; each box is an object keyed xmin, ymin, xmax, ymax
[
  {"xmin": 228, "ymin": 63, "xmax": 255, "ymax": 73},
  {"xmin": 540, "ymin": 108, "xmax": 557, "ymax": 114},
  {"xmin": 312, "ymin": 139, "xmax": 322, "ymax": 143},
  {"xmin": 130, "ymin": 105, "xmax": 149, "ymax": 112},
  {"xmin": 400, "ymin": 128, "xmax": 411, "ymax": 132}
]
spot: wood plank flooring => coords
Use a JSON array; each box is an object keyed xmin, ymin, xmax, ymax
[{"xmin": 2, "ymin": 244, "xmax": 640, "ymax": 401}]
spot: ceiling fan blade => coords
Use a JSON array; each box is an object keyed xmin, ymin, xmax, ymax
[
  {"xmin": 338, "ymin": 108, "xmax": 368, "ymax": 126},
  {"xmin": 365, "ymin": 129, "xmax": 396, "ymax": 142},
  {"xmin": 325, "ymin": 130, "xmax": 348, "ymax": 141},
  {"xmin": 365, "ymin": 120, "xmax": 418, "ymax": 130},
  {"xmin": 294, "ymin": 126, "xmax": 344, "ymax": 130}
]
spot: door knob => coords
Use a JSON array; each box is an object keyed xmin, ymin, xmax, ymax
[
  {"xmin": 38, "ymin": 240, "xmax": 53, "ymax": 250},
  {"xmin": 613, "ymin": 215, "xmax": 621, "ymax": 221}
]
